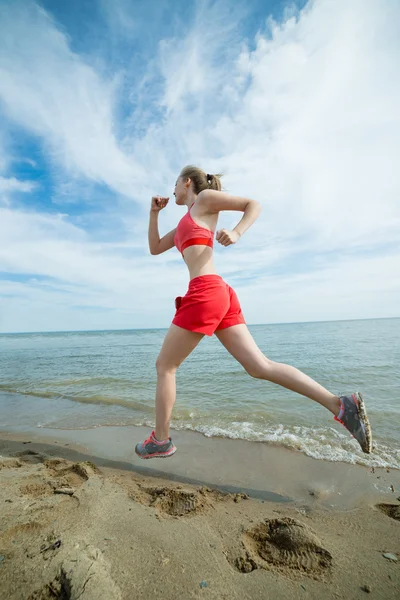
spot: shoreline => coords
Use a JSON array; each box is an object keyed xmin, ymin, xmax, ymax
[
  {"xmin": 1, "ymin": 387, "xmax": 399, "ymax": 472},
  {"xmin": 1, "ymin": 425, "xmax": 399, "ymax": 510}
]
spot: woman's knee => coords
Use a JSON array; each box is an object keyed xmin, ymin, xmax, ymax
[
  {"xmin": 156, "ymin": 357, "xmax": 178, "ymax": 376},
  {"xmin": 245, "ymin": 357, "xmax": 273, "ymax": 379}
]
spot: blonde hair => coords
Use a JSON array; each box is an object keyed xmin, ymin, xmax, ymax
[{"xmin": 180, "ymin": 165, "xmax": 222, "ymax": 194}]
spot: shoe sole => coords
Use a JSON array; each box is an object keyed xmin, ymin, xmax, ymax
[
  {"xmin": 354, "ymin": 392, "xmax": 372, "ymax": 454},
  {"xmin": 136, "ymin": 447, "xmax": 177, "ymax": 460}
]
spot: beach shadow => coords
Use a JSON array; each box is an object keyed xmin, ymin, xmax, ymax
[{"xmin": 2, "ymin": 438, "xmax": 293, "ymax": 504}]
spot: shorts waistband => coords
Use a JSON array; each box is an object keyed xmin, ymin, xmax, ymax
[
  {"xmin": 188, "ymin": 274, "xmax": 224, "ymax": 289},
  {"xmin": 189, "ymin": 274, "xmax": 222, "ymax": 283}
]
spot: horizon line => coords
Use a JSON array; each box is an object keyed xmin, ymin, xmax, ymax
[{"xmin": 0, "ymin": 315, "xmax": 399, "ymax": 336}]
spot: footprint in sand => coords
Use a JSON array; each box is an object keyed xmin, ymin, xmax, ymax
[
  {"xmin": 136, "ymin": 485, "xmax": 211, "ymax": 516},
  {"xmin": 27, "ymin": 544, "xmax": 122, "ymax": 600},
  {"xmin": 44, "ymin": 459, "xmax": 100, "ymax": 488},
  {"xmin": 0, "ymin": 457, "xmax": 23, "ymax": 469},
  {"xmin": 18, "ymin": 460, "xmax": 100, "ymax": 500},
  {"xmin": 14, "ymin": 450, "xmax": 47, "ymax": 465},
  {"xmin": 25, "ymin": 575, "xmax": 65, "ymax": 600},
  {"xmin": 19, "ymin": 482, "xmax": 54, "ymax": 498},
  {"xmin": 131, "ymin": 484, "xmax": 237, "ymax": 517},
  {"xmin": 0, "ymin": 521, "xmax": 43, "ymax": 544},
  {"xmin": 376, "ymin": 503, "xmax": 400, "ymax": 521},
  {"xmin": 234, "ymin": 517, "xmax": 332, "ymax": 579}
]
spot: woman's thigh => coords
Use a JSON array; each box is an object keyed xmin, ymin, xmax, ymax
[
  {"xmin": 214, "ymin": 323, "xmax": 268, "ymax": 378},
  {"xmin": 156, "ymin": 324, "xmax": 204, "ymax": 371}
]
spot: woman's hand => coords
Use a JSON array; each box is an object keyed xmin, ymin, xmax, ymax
[
  {"xmin": 216, "ymin": 229, "xmax": 241, "ymax": 246},
  {"xmin": 151, "ymin": 196, "xmax": 169, "ymax": 212}
]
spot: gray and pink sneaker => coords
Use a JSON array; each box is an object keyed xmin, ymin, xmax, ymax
[
  {"xmin": 135, "ymin": 431, "xmax": 177, "ymax": 459},
  {"xmin": 334, "ymin": 392, "xmax": 372, "ymax": 454}
]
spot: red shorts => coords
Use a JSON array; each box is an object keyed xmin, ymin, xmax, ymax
[{"xmin": 172, "ymin": 274, "xmax": 246, "ymax": 336}]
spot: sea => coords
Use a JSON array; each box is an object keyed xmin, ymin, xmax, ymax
[{"xmin": 0, "ymin": 319, "xmax": 399, "ymax": 469}]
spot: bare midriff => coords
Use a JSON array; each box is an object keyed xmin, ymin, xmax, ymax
[{"xmin": 182, "ymin": 245, "xmax": 218, "ymax": 280}]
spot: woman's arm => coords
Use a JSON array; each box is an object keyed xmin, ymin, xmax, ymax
[
  {"xmin": 198, "ymin": 189, "xmax": 262, "ymax": 246},
  {"xmin": 148, "ymin": 196, "xmax": 176, "ymax": 255}
]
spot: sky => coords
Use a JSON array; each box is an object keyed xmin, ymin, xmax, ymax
[{"xmin": 0, "ymin": 0, "xmax": 399, "ymax": 333}]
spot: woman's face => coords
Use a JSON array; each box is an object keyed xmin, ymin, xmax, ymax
[{"xmin": 174, "ymin": 176, "xmax": 187, "ymax": 205}]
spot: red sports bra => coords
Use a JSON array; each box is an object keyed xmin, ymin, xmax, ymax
[{"xmin": 174, "ymin": 204, "xmax": 214, "ymax": 254}]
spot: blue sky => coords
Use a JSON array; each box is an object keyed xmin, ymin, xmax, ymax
[{"xmin": 0, "ymin": 0, "xmax": 399, "ymax": 333}]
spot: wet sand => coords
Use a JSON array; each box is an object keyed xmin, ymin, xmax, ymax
[{"xmin": 0, "ymin": 428, "xmax": 399, "ymax": 599}]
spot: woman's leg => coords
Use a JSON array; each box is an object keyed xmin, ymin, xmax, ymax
[
  {"xmin": 215, "ymin": 324, "xmax": 341, "ymax": 415},
  {"xmin": 155, "ymin": 324, "xmax": 204, "ymax": 440}
]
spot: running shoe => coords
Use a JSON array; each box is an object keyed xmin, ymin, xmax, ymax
[
  {"xmin": 135, "ymin": 431, "xmax": 177, "ymax": 459},
  {"xmin": 334, "ymin": 392, "xmax": 372, "ymax": 454}
]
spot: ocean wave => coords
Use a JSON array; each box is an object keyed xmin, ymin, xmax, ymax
[
  {"xmin": 0, "ymin": 386, "xmax": 153, "ymax": 412},
  {"xmin": 2, "ymin": 385, "xmax": 398, "ymax": 470},
  {"xmin": 172, "ymin": 421, "xmax": 400, "ymax": 469},
  {"xmin": 38, "ymin": 415, "xmax": 400, "ymax": 470}
]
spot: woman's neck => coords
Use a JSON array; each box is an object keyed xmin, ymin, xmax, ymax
[{"xmin": 185, "ymin": 192, "xmax": 197, "ymax": 208}]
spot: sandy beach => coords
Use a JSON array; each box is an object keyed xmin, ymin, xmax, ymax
[{"xmin": 0, "ymin": 428, "xmax": 399, "ymax": 600}]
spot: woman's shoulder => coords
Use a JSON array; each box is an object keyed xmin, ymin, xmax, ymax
[
  {"xmin": 196, "ymin": 189, "xmax": 221, "ymax": 214},
  {"xmin": 197, "ymin": 189, "xmax": 252, "ymax": 214}
]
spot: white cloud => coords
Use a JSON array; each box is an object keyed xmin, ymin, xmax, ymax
[
  {"xmin": 0, "ymin": 206, "xmax": 188, "ymax": 332},
  {"xmin": 0, "ymin": 176, "xmax": 37, "ymax": 194},
  {"xmin": 235, "ymin": 252, "xmax": 400, "ymax": 325},
  {"xmin": 148, "ymin": 0, "xmax": 400, "ymax": 247},
  {"xmin": 0, "ymin": 0, "xmax": 399, "ymax": 332},
  {"xmin": 158, "ymin": 0, "xmax": 243, "ymax": 114},
  {"xmin": 0, "ymin": 2, "xmax": 144, "ymax": 198}
]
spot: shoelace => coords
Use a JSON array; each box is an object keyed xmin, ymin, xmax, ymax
[{"xmin": 142, "ymin": 431, "xmax": 156, "ymax": 446}]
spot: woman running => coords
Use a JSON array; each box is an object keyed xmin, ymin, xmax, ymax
[{"xmin": 135, "ymin": 166, "xmax": 372, "ymax": 459}]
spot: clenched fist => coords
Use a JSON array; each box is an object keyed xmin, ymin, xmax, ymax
[
  {"xmin": 216, "ymin": 229, "xmax": 241, "ymax": 247},
  {"xmin": 151, "ymin": 196, "xmax": 169, "ymax": 212}
]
